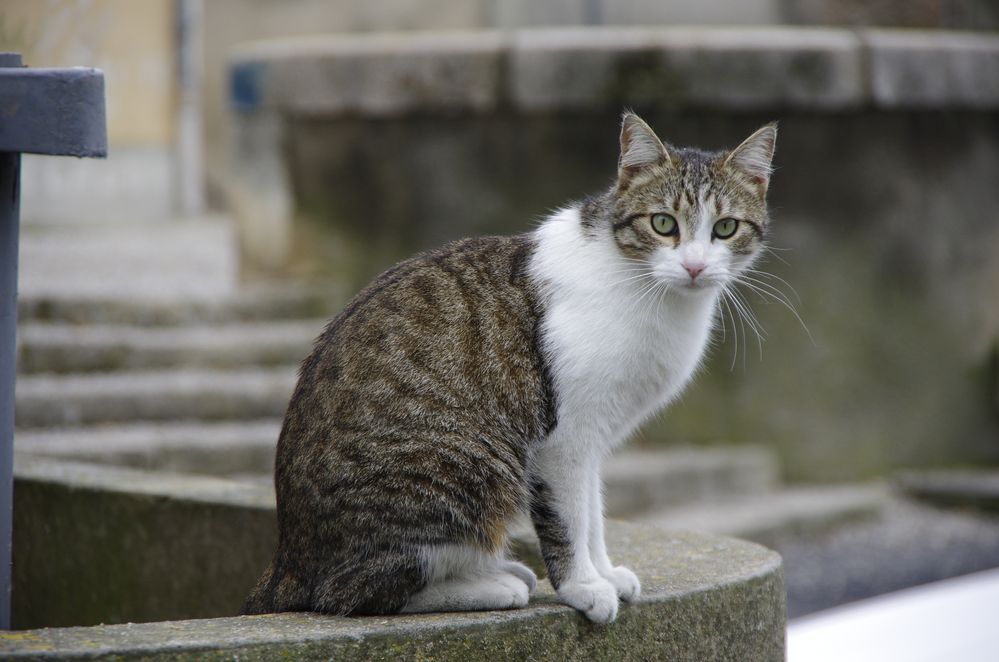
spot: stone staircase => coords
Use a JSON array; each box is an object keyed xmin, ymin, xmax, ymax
[
  {"xmin": 8, "ymin": 222, "xmax": 887, "ymax": 659},
  {"xmin": 14, "ymin": 218, "xmax": 885, "ymax": 547},
  {"xmin": 14, "ymin": 276, "xmax": 885, "ymax": 545}
]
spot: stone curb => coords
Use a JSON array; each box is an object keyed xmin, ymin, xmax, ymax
[
  {"xmin": 229, "ymin": 27, "xmax": 999, "ymax": 115},
  {"xmin": 7, "ymin": 456, "xmax": 785, "ymax": 660}
]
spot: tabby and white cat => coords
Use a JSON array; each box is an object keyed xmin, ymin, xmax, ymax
[{"xmin": 244, "ymin": 112, "xmax": 777, "ymax": 624}]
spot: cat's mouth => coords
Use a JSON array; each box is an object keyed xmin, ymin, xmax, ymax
[{"xmin": 676, "ymin": 276, "xmax": 720, "ymax": 294}]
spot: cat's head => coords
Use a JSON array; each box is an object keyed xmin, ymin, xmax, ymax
[{"xmin": 603, "ymin": 112, "xmax": 776, "ymax": 297}]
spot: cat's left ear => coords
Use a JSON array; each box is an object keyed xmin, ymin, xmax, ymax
[{"xmin": 724, "ymin": 122, "xmax": 778, "ymax": 194}]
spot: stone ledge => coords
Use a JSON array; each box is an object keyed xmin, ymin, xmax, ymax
[
  {"xmin": 229, "ymin": 27, "xmax": 999, "ymax": 115},
  {"xmin": 866, "ymin": 30, "xmax": 999, "ymax": 108},
  {"xmin": 508, "ymin": 27, "xmax": 865, "ymax": 111},
  {"xmin": 4, "ymin": 526, "xmax": 782, "ymax": 661},
  {"xmin": 10, "ymin": 455, "xmax": 784, "ymax": 660}
]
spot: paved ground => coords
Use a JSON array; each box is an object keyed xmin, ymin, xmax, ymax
[{"xmin": 778, "ymin": 496, "xmax": 999, "ymax": 618}]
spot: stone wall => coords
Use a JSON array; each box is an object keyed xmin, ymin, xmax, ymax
[
  {"xmin": 7, "ymin": 456, "xmax": 786, "ymax": 660},
  {"xmin": 228, "ymin": 27, "xmax": 999, "ymax": 480}
]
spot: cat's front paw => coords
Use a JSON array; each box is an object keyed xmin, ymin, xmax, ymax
[
  {"xmin": 602, "ymin": 565, "xmax": 641, "ymax": 602},
  {"xmin": 557, "ymin": 576, "xmax": 619, "ymax": 624}
]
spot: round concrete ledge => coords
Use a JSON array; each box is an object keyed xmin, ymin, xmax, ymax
[
  {"xmin": 229, "ymin": 27, "xmax": 999, "ymax": 115},
  {"xmin": 0, "ymin": 524, "xmax": 784, "ymax": 661}
]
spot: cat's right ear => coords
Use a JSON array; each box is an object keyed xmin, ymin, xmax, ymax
[{"xmin": 618, "ymin": 111, "xmax": 670, "ymax": 186}]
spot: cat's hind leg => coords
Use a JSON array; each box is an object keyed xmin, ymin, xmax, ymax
[
  {"xmin": 400, "ymin": 573, "xmax": 529, "ymax": 613},
  {"xmin": 400, "ymin": 544, "xmax": 532, "ymax": 614}
]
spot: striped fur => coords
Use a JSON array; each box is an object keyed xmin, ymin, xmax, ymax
[{"xmin": 244, "ymin": 112, "xmax": 776, "ymax": 623}]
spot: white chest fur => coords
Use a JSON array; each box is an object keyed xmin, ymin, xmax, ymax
[{"xmin": 529, "ymin": 208, "xmax": 717, "ymax": 452}]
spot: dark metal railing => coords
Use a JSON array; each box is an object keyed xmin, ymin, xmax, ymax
[{"xmin": 0, "ymin": 52, "xmax": 106, "ymax": 629}]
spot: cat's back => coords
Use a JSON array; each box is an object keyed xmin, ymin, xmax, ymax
[{"xmin": 280, "ymin": 234, "xmax": 557, "ymax": 467}]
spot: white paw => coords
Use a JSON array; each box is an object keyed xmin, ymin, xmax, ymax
[
  {"xmin": 494, "ymin": 573, "xmax": 530, "ymax": 608},
  {"xmin": 601, "ymin": 565, "xmax": 641, "ymax": 602},
  {"xmin": 557, "ymin": 576, "xmax": 619, "ymax": 624},
  {"xmin": 500, "ymin": 560, "xmax": 538, "ymax": 594}
]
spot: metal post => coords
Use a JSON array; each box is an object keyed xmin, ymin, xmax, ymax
[
  {"xmin": 0, "ymin": 151, "xmax": 19, "ymax": 633},
  {"xmin": 0, "ymin": 52, "xmax": 23, "ymax": 632},
  {"xmin": 0, "ymin": 52, "xmax": 106, "ymax": 629}
]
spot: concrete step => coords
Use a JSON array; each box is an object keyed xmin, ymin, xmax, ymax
[
  {"xmin": 604, "ymin": 445, "xmax": 779, "ymax": 517},
  {"xmin": 18, "ymin": 220, "xmax": 239, "ymax": 302},
  {"xmin": 634, "ymin": 484, "xmax": 888, "ymax": 548},
  {"xmin": 15, "ymin": 421, "xmax": 282, "ymax": 475},
  {"xmin": 895, "ymin": 470, "xmax": 999, "ymax": 514},
  {"xmin": 15, "ymin": 368, "xmax": 297, "ymax": 428},
  {"xmin": 17, "ymin": 281, "xmax": 345, "ymax": 326},
  {"xmin": 15, "ymin": 424, "xmax": 781, "ymax": 514},
  {"xmin": 17, "ymin": 320, "xmax": 322, "ymax": 373},
  {"xmin": 9, "ymin": 455, "xmax": 784, "ymax": 658}
]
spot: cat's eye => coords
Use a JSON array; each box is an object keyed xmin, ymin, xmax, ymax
[
  {"xmin": 713, "ymin": 218, "xmax": 739, "ymax": 239},
  {"xmin": 650, "ymin": 213, "xmax": 678, "ymax": 236}
]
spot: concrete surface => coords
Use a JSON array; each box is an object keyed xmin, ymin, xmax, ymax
[
  {"xmin": 603, "ymin": 445, "xmax": 779, "ymax": 516},
  {"xmin": 895, "ymin": 470, "xmax": 999, "ymax": 513},
  {"xmin": 779, "ymin": 497, "xmax": 999, "ymax": 617},
  {"xmin": 14, "ymin": 421, "xmax": 281, "ymax": 476},
  {"xmin": 636, "ymin": 484, "xmax": 888, "ymax": 548},
  {"xmin": 17, "ymin": 282, "xmax": 344, "ymax": 326},
  {"xmin": 13, "ymin": 430, "xmax": 782, "ymax": 516},
  {"xmin": 14, "ymin": 367, "xmax": 297, "ymax": 427},
  {"xmin": 18, "ymin": 221, "xmax": 237, "ymax": 302},
  {"xmin": 12, "ymin": 455, "xmax": 276, "ymax": 629},
  {"xmin": 231, "ymin": 28, "xmax": 999, "ymax": 115},
  {"xmin": 6, "ymin": 455, "xmax": 785, "ymax": 660},
  {"xmin": 17, "ymin": 319, "xmax": 321, "ymax": 373}
]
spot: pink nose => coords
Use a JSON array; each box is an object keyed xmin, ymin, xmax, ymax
[{"xmin": 684, "ymin": 263, "xmax": 705, "ymax": 279}]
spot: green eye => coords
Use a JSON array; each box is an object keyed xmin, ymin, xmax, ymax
[
  {"xmin": 713, "ymin": 218, "xmax": 739, "ymax": 239},
  {"xmin": 651, "ymin": 213, "xmax": 678, "ymax": 236}
]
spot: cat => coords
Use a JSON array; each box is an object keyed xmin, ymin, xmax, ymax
[{"xmin": 243, "ymin": 111, "xmax": 777, "ymax": 624}]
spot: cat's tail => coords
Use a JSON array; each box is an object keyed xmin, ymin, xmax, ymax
[
  {"xmin": 242, "ymin": 548, "xmax": 426, "ymax": 616},
  {"xmin": 242, "ymin": 555, "xmax": 309, "ymax": 615}
]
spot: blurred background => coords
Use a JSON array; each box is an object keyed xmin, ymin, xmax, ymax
[{"xmin": 4, "ymin": 0, "xmax": 999, "ymax": 645}]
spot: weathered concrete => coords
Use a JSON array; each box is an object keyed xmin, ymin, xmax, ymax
[
  {"xmin": 15, "ymin": 367, "xmax": 296, "ymax": 428},
  {"xmin": 895, "ymin": 470, "xmax": 999, "ymax": 514},
  {"xmin": 8, "ymin": 456, "xmax": 785, "ymax": 659},
  {"xmin": 233, "ymin": 31, "xmax": 506, "ymax": 116},
  {"xmin": 604, "ymin": 445, "xmax": 779, "ymax": 516},
  {"xmin": 636, "ymin": 484, "xmax": 888, "ymax": 548},
  {"xmin": 867, "ymin": 30, "xmax": 999, "ymax": 108},
  {"xmin": 229, "ymin": 28, "xmax": 999, "ymax": 118},
  {"xmin": 14, "ymin": 421, "xmax": 282, "ymax": 476},
  {"xmin": 509, "ymin": 27, "xmax": 865, "ymax": 112},
  {"xmin": 223, "ymin": 27, "xmax": 999, "ymax": 482},
  {"xmin": 17, "ymin": 319, "xmax": 320, "ymax": 373},
  {"xmin": 18, "ymin": 221, "xmax": 238, "ymax": 303},
  {"xmin": 12, "ymin": 455, "xmax": 276, "ymax": 629},
  {"xmin": 14, "ymin": 429, "xmax": 780, "ymax": 514},
  {"xmin": 17, "ymin": 283, "xmax": 344, "ymax": 327}
]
